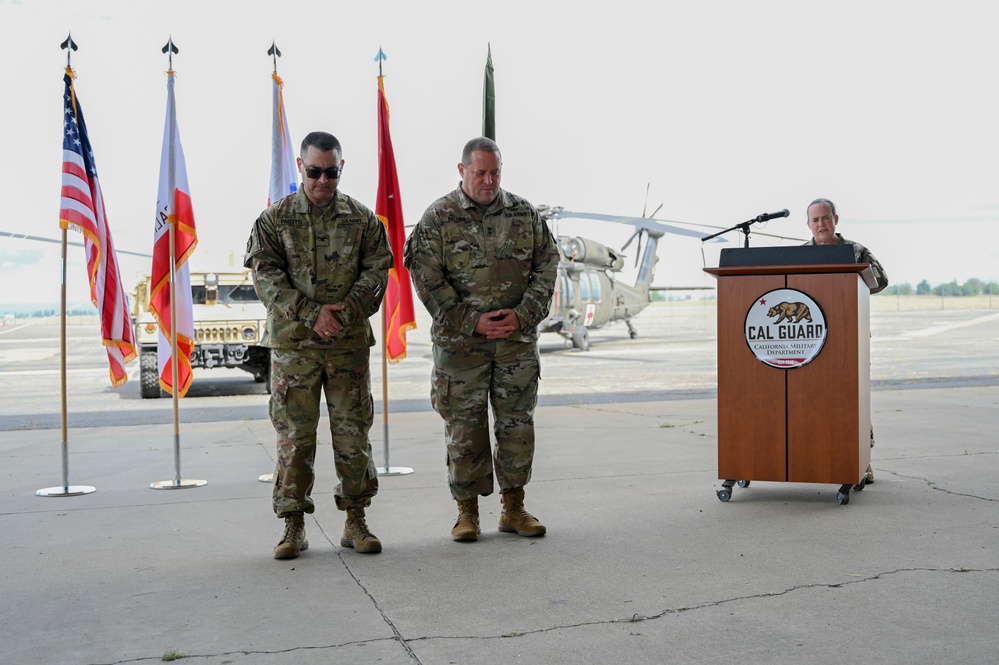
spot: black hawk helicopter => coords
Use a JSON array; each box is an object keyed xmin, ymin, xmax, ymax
[
  {"xmin": 535, "ymin": 204, "xmax": 805, "ymax": 351},
  {"xmin": 535, "ymin": 205, "xmax": 713, "ymax": 350}
]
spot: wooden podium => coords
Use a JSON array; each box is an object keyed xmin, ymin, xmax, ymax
[{"xmin": 705, "ymin": 246, "xmax": 877, "ymax": 504}]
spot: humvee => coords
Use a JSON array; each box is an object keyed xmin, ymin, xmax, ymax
[{"xmin": 131, "ymin": 270, "xmax": 270, "ymax": 398}]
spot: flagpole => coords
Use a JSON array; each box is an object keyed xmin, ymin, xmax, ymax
[
  {"xmin": 38, "ymin": 35, "xmax": 96, "ymax": 498},
  {"xmin": 258, "ymin": 40, "xmax": 290, "ymax": 483},
  {"xmin": 151, "ymin": 39, "xmax": 205, "ymax": 491},
  {"xmin": 374, "ymin": 50, "xmax": 413, "ymax": 477},
  {"xmin": 170, "ymin": 215, "xmax": 181, "ymax": 480},
  {"xmin": 381, "ymin": 307, "xmax": 389, "ymax": 465},
  {"xmin": 377, "ymin": 302, "xmax": 411, "ymax": 476}
]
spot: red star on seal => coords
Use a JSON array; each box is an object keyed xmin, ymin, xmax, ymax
[{"xmin": 759, "ymin": 298, "xmax": 767, "ymax": 306}]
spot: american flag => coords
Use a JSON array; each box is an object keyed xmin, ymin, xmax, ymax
[{"xmin": 59, "ymin": 70, "xmax": 137, "ymax": 387}]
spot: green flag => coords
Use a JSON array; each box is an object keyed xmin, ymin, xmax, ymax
[{"xmin": 482, "ymin": 43, "xmax": 495, "ymax": 140}]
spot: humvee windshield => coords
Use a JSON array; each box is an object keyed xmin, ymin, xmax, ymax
[{"xmin": 190, "ymin": 284, "xmax": 260, "ymax": 305}]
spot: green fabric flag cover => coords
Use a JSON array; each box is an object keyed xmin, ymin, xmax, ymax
[{"xmin": 482, "ymin": 44, "xmax": 495, "ymax": 140}]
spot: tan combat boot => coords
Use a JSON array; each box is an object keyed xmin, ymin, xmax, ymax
[
  {"xmin": 498, "ymin": 487, "xmax": 546, "ymax": 537},
  {"xmin": 451, "ymin": 498, "xmax": 480, "ymax": 542},
  {"xmin": 273, "ymin": 513, "xmax": 308, "ymax": 560},
  {"xmin": 341, "ymin": 507, "xmax": 382, "ymax": 554}
]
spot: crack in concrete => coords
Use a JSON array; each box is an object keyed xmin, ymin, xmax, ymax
[
  {"xmin": 87, "ymin": 519, "xmax": 423, "ymax": 665},
  {"xmin": 89, "ymin": 635, "xmax": 405, "ymax": 665},
  {"xmin": 888, "ymin": 470, "xmax": 998, "ymax": 501},
  {"xmin": 316, "ymin": 520, "xmax": 424, "ymax": 664},
  {"xmin": 86, "ymin": 567, "xmax": 999, "ymax": 663},
  {"xmin": 403, "ymin": 567, "xmax": 998, "ymax": 645}
]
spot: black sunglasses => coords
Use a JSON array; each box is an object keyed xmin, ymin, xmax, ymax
[{"xmin": 304, "ymin": 166, "xmax": 342, "ymax": 180}]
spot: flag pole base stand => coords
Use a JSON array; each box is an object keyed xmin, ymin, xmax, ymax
[
  {"xmin": 258, "ymin": 473, "xmax": 274, "ymax": 483},
  {"xmin": 36, "ymin": 485, "xmax": 96, "ymax": 497},
  {"xmin": 377, "ymin": 466, "xmax": 414, "ymax": 477},
  {"xmin": 150, "ymin": 479, "xmax": 207, "ymax": 490}
]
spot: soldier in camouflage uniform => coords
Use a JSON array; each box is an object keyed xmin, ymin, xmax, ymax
[
  {"xmin": 403, "ymin": 137, "xmax": 558, "ymax": 542},
  {"xmin": 805, "ymin": 197, "xmax": 888, "ymax": 484},
  {"xmin": 805, "ymin": 198, "xmax": 889, "ymax": 294},
  {"xmin": 245, "ymin": 131, "xmax": 392, "ymax": 559}
]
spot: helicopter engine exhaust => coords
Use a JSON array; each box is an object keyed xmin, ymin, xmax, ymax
[{"xmin": 563, "ymin": 237, "xmax": 626, "ymax": 272}]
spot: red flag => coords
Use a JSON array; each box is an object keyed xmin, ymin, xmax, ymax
[
  {"xmin": 59, "ymin": 69, "xmax": 137, "ymax": 387},
  {"xmin": 375, "ymin": 75, "xmax": 416, "ymax": 363},
  {"xmin": 149, "ymin": 70, "xmax": 198, "ymax": 397}
]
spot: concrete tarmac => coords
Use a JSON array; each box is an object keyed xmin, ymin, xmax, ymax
[{"xmin": 2, "ymin": 301, "xmax": 998, "ymax": 664}]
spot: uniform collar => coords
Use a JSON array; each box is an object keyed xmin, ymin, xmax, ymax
[
  {"xmin": 806, "ymin": 232, "xmax": 846, "ymax": 246},
  {"xmin": 289, "ymin": 188, "xmax": 352, "ymax": 217},
  {"xmin": 454, "ymin": 183, "xmax": 509, "ymax": 214}
]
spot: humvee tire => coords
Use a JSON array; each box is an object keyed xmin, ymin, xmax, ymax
[{"xmin": 139, "ymin": 348, "xmax": 161, "ymax": 399}]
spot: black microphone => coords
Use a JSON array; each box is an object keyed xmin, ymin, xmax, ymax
[{"xmin": 754, "ymin": 209, "xmax": 790, "ymax": 223}]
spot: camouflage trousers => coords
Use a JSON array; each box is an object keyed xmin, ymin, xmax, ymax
[
  {"xmin": 269, "ymin": 347, "xmax": 378, "ymax": 517},
  {"xmin": 431, "ymin": 340, "xmax": 540, "ymax": 501}
]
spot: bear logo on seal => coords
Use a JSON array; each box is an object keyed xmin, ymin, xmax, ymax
[{"xmin": 767, "ymin": 301, "xmax": 812, "ymax": 324}]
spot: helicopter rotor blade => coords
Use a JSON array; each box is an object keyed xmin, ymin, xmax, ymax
[
  {"xmin": 0, "ymin": 231, "xmax": 152, "ymax": 258},
  {"xmin": 548, "ymin": 209, "xmax": 719, "ymax": 241},
  {"xmin": 635, "ymin": 229, "xmax": 646, "ymax": 268},
  {"xmin": 643, "ymin": 217, "xmax": 808, "ymax": 243},
  {"xmin": 620, "ymin": 229, "xmax": 640, "ymax": 253}
]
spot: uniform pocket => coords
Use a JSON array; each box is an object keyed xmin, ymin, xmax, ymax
[
  {"xmin": 497, "ymin": 219, "xmax": 532, "ymax": 262},
  {"xmin": 430, "ymin": 367, "xmax": 451, "ymax": 416},
  {"xmin": 319, "ymin": 225, "xmax": 362, "ymax": 275},
  {"xmin": 280, "ymin": 227, "xmax": 316, "ymax": 287}
]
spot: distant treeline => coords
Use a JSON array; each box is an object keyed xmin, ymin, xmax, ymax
[
  {"xmin": 880, "ymin": 278, "xmax": 998, "ymax": 297},
  {"xmin": 1, "ymin": 306, "xmax": 95, "ymax": 319}
]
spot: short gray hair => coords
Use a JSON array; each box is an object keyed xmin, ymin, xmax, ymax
[
  {"xmin": 807, "ymin": 198, "xmax": 836, "ymax": 217},
  {"xmin": 461, "ymin": 137, "xmax": 501, "ymax": 165}
]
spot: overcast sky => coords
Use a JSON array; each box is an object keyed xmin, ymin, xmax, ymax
[{"xmin": 2, "ymin": 0, "xmax": 997, "ymax": 308}]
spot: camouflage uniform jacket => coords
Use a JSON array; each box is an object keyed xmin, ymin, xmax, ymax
[
  {"xmin": 404, "ymin": 185, "xmax": 558, "ymax": 350},
  {"xmin": 805, "ymin": 233, "xmax": 889, "ymax": 294},
  {"xmin": 245, "ymin": 188, "xmax": 392, "ymax": 349}
]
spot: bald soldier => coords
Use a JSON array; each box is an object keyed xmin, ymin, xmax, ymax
[{"xmin": 404, "ymin": 137, "xmax": 559, "ymax": 542}]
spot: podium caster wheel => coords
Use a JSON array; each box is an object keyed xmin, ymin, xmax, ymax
[
  {"xmin": 853, "ymin": 479, "xmax": 866, "ymax": 491},
  {"xmin": 737, "ymin": 480, "xmax": 750, "ymax": 488},
  {"xmin": 836, "ymin": 490, "xmax": 850, "ymax": 505},
  {"xmin": 717, "ymin": 488, "xmax": 732, "ymax": 502}
]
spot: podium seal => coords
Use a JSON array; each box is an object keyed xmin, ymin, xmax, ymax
[{"xmin": 744, "ymin": 288, "xmax": 827, "ymax": 369}]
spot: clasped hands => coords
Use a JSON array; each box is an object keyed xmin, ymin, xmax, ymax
[
  {"xmin": 312, "ymin": 304, "xmax": 345, "ymax": 338},
  {"xmin": 474, "ymin": 309, "xmax": 520, "ymax": 339}
]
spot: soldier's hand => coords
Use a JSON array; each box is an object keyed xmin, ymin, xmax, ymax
[
  {"xmin": 475, "ymin": 309, "xmax": 519, "ymax": 339},
  {"xmin": 312, "ymin": 304, "xmax": 345, "ymax": 338}
]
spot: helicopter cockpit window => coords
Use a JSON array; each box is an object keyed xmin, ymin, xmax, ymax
[
  {"xmin": 588, "ymin": 273, "xmax": 602, "ymax": 302},
  {"xmin": 578, "ymin": 274, "xmax": 590, "ymax": 301}
]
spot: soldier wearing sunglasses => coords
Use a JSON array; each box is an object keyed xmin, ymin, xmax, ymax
[{"xmin": 245, "ymin": 131, "xmax": 392, "ymax": 559}]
